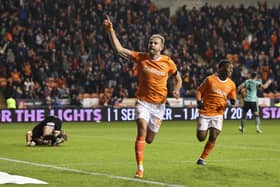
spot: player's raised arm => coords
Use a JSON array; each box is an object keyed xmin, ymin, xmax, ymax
[{"xmin": 103, "ymin": 15, "xmax": 132, "ymax": 59}]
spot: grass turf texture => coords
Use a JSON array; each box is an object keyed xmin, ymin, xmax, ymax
[{"xmin": 0, "ymin": 120, "xmax": 279, "ymax": 187}]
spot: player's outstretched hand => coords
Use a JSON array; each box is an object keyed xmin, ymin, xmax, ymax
[{"xmin": 104, "ymin": 15, "xmax": 113, "ymax": 32}]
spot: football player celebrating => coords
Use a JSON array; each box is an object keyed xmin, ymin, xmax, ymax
[
  {"xmin": 104, "ymin": 15, "xmax": 182, "ymax": 178},
  {"xmin": 196, "ymin": 60, "xmax": 237, "ymax": 165}
]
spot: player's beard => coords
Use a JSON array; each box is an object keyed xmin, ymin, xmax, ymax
[
  {"xmin": 149, "ymin": 48, "xmax": 157, "ymax": 55},
  {"xmin": 227, "ymin": 71, "xmax": 233, "ymax": 78}
]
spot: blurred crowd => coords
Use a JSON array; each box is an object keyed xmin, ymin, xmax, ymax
[{"xmin": 0, "ymin": 0, "xmax": 279, "ymax": 107}]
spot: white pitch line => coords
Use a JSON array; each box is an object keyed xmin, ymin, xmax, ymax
[{"xmin": 0, "ymin": 157, "xmax": 186, "ymax": 187}]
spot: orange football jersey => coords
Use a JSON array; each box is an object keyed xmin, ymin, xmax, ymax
[
  {"xmin": 196, "ymin": 74, "xmax": 236, "ymax": 116},
  {"xmin": 131, "ymin": 52, "xmax": 177, "ymax": 104}
]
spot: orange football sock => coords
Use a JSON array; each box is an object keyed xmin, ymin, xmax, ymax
[
  {"xmin": 135, "ymin": 136, "xmax": 145, "ymax": 170},
  {"xmin": 200, "ymin": 141, "xmax": 215, "ymax": 160}
]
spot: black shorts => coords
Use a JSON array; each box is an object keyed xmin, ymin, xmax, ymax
[{"xmin": 243, "ymin": 101, "xmax": 258, "ymax": 113}]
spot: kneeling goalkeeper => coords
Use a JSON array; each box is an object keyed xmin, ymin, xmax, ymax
[{"xmin": 26, "ymin": 115, "xmax": 68, "ymax": 146}]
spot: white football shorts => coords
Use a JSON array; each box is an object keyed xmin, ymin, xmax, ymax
[
  {"xmin": 197, "ymin": 114, "xmax": 224, "ymax": 131},
  {"xmin": 136, "ymin": 100, "xmax": 165, "ymax": 133}
]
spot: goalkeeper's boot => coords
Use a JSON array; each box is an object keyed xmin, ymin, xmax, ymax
[
  {"xmin": 134, "ymin": 170, "xmax": 144, "ymax": 178},
  {"xmin": 196, "ymin": 158, "xmax": 206, "ymax": 165},
  {"xmin": 52, "ymin": 137, "xmax": 64, "ymax": 146}
]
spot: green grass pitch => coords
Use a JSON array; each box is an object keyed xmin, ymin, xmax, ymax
[{"xmin": 0, "ymin": 120, "xmax": 279, "ymax": 187}]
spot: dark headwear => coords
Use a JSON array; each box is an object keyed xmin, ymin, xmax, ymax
[{"xmin": 218, "ymin": 59, "xmax": 231, "ymax": 68}]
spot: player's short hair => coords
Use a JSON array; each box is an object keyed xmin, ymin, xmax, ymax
[
  {"xmin": 251, "ymin": 71, "xmax": 257, "ymax": 78},
  {"xmin": 218, "ymin": 59, "xmax": 231, "ymax": 68},
  {"xmin": 150, "ymin": 34, "xmax": 165, "ymax": 47}
]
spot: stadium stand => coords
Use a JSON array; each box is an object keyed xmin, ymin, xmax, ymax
[
  {"xmin": 152, "ymin": 0, "xmax": 280, "ymax": 15},
  {"xmin": 0, "ymin": 0, "xmax": 279, "ymax": 108}
]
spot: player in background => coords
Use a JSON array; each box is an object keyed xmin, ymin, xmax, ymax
[
  {"xmin": 238, "ymin": 71, "xmax": 270, "ymax": 133},
  {"xmin": 104, "ymin": 15, "xmax": 182, "ymax": 178},
  {"xmin": 26, "ymin": 115, "xmax": 68, "ymax": 146},
  {"xmin": 196, "ymin": 60, "xmax": 237, "ymax": 165}
]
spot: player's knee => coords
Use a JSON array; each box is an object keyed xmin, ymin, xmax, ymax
[
  {"xmin": 197, "ymin": 131, "xmax": 206, "ymax": 141},
  {"xmin": 197, "ymin": 136, "xmax": 205, "ymax": 142},
  {"xmin": 197, "ymin": 134, "xmax": 206, "ymax": 141},
  {"xmin": 145, "ymin": 138, "xmax": 153, "ymax": 144},
  {"xmin": 145, "ymin": 135, "xmax": 155, "ymax": 144},
  {"xmin": 145, "ymin": 130, "xmax": 156, "ymax": 144}
]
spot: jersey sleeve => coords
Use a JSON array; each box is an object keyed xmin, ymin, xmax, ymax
[
  {"xmin": 198, "ymin": 78, "xmax": 209, "ymax": 93},
  {"xmin": 130, "ymin": 51, "xmax": 140, "ymax": 63},
  {"xmin": 169, "ymin": 58, "xmax": 177, "ymax": 75},
  {"xmin": 196, "ymin": 78, "xmax": 209, "ymax": 100}
]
